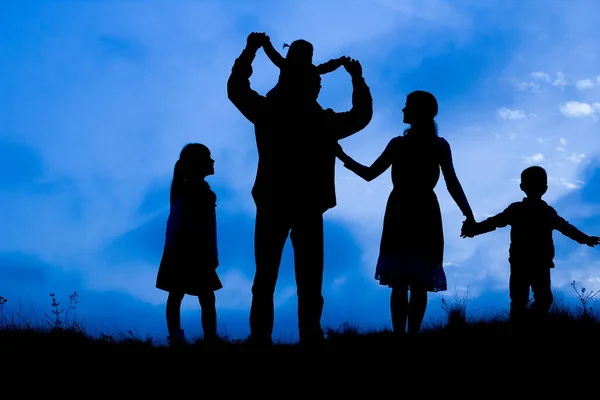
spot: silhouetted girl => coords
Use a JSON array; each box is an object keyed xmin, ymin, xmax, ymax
[
  {"xmin": 337, "ymin": 91, "xmax": 475, "ymax": 336},
  {"xmin": 156, "ymin": 143, "xmax": 222, "ymax": 346},
  {"xmin": 262, "ymin": 36, "xmax": 345, "ymax": 100}
]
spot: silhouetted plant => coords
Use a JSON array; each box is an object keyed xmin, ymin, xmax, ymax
[
  {"xmin": 441, "ymin": 287, "xmax": 471, "ymax": 328},
  {"xmin": 44, "ymin": 291, "xmax": 86, "ymax": 331},
  {"xmin": 0, "ymin": 296, "xmax": 8, "ymax": 327},
  {"xmin": 571, "ymin": 281, "xmax": 599, "ymax": 321},
  {"xmin": 324, "ymin": 321, "xmax": 361, "ymax": 341}
]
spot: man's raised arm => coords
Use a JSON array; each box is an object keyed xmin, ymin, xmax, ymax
[
  {"xmin": 329, "ymin": 58, "xmax": 373, "ymax": 140},
  {"xmin": 227, "ymin": 33, "xmax": 267, "ymax": 124}
]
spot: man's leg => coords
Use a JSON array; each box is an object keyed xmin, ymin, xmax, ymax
[
  {"xmin": 290, "ymin": 212, "xmax": 325, "ymax": 345},
  {"xmin": 509, "ymin": 266, "xmax": 530, "ymax": 330},
  {"xmin": 530, "ymin": 267, "xmax": 553, "ymax": 327},
  {"xmin": 249, "ymin": 207, "xmax": 290, "ymax": 345}
]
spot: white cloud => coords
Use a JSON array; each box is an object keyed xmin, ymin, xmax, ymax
[
  {"xmin": 497, "ymin": 107, "xmax": 526, "ymax": 120},
  {"xmin": 552, "ymin": 72, "xmax": 568, "ymax": 87},
  {"xmin": 569, "ymin": 152, "xmax": 586, "ymax": 163},
  {"xmin": 560, "ymin": 101, "xmax": 600, "ymax": 118},
  {"xmin": 516, "ymin": 81, "xmax": 540, "ymax": 92},
  {"xmin": 576, "ymin": 79, "xmax": 596, "ymax": 90},
  {"xmin": 523, "ymin": 153, "xmax": 544, "ymax": 164},
  {"xmin": 532, "ymin": 71, "xmax": 550, "ymax": 81}
]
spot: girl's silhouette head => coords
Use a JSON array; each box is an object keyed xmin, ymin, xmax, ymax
[
  {"xmin": 402, "ymin": 90, "xmax": 439, "ymax": 138},
  {"xmin": 170, "ymin": 143, "xmax": 214, "ymax": 204}
]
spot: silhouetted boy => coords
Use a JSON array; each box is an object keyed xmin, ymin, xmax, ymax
[{"xmin": 461, "ymin": 166, "xmax": 600, "ymax": 327}]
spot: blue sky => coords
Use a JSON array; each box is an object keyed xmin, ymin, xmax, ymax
[{"xmin": 2, "ymin": 0, "xmax": 600, "ymax": 343}]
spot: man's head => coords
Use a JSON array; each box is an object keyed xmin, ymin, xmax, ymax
[
  {"xmin": 276, "ymin": 65, "xmax": 322, "ymax": 103},
  {"xmin": 520, "ymin": 166, "xmax": 547, "ymax": 199}
]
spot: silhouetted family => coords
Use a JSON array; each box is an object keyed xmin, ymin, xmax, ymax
[{"xmin": 155, "ymin": 32, "xmax": 600, "ymax": 347}]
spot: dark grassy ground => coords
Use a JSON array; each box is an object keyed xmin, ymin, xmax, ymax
[{"xmin": 1, "ymin": 289, "xmax": 599, "ymax": 391}]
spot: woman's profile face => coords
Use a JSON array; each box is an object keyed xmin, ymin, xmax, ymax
[{"xmin": 402, "ymin": 98, "xmax": 415, "ymax": 124}]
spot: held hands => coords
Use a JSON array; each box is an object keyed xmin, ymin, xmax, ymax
[
  {"xmin": 246, "ymin": 32, "xmax": 269, "ymax": 51},
  {"xmin": 340, "ymin": 56, "xmax": 362, "ymax": 78},
  {"xmin": 335, "ymin": 143, "xmax": 348, "ymax": 162},
  {"xmin": 460, "ymin": 216, "xmax": 477, "ymax": 238},
  {"xmin": 585, "ymin": 235, "xmax": 600, "ymax": 247}
]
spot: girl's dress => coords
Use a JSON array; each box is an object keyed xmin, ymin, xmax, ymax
[
  {"xmin": 156, "ymin": 180, "xmax": 223, "ymax": 295},
  {"xmin": 355, "ymin": 133, "xmax": 472, "ymax": 292}
]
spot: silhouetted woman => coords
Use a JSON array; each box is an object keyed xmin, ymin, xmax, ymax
[
  {"xmin": 337, "ymin": 91, "xmax": 474, "ymax": 336},
  {"xmin": 156, "ymin": 143, "xmax": 222, "ymax": 346}
]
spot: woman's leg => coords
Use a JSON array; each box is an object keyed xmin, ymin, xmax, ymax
[
  {"xmin": 407, "ymin": 285, "xmax": 428, "ymax": 335},
  {"xmin": 198, "ymin": 290, "xmax": 217, "ymax": 341},
  {"xmin": 166, "ymin": 292, "xmax": 185, "ymax": 338},
  {"xmin": 390, "ymin": 284, "xmax": 409, "ymax": 335}
]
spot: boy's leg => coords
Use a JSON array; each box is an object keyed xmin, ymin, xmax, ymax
[
  {"xmin": 198, "ymin": 290, "xmax": 217, "ymax": 342},
  {"xmin": 509, "ymin": 265, "xmax": 530, "ymax": 329},
  {"xmin": 530, "ymin": 267, "xmax": 553, "ymax": 326}
]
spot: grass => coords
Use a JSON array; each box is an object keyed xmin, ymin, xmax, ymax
[{"xmin": 1, "ymin": 283, "xmax": 600, "ymax": 386}]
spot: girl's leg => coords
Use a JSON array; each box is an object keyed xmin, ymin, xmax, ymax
[
  {"xmin": 166, "ymin": 292, "xmax": 185, "ymax": 342},
  {"xmin": 198, "ymin": 290, "xmax": 217, "ymax": 341},
  {"xmin": 390, "ymin": 284, "xmax": 409, "ymax": 336},
  {"xmin": 407, "ymin": 286, "xmax": 428, "ymax": 335}
]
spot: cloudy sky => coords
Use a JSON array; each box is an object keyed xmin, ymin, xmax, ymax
[{"xmin": 2, "ymin": 0, "xmax": 600, "ymax": 343}]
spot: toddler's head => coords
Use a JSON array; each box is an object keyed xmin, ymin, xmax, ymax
[{"xmin": 283, "ymin": 39, "xmax": 314, "ymax": 66}]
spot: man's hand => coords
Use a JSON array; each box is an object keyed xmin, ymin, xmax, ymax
[
  {"xmin": 585, "ymin": 235, "xmax": 600, "ymax": 247},
  {"xmin": 342, "ymin": 57, "xmax": 363, "ymax": 79},
  {"xmin": 246, "ymin": 32, "xmax": 268, "ymax": 51}
]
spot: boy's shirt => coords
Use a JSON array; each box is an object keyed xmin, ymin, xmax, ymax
[{"xmin": 474, "ymin": 197, "xmax": 589, "ymax": 267}]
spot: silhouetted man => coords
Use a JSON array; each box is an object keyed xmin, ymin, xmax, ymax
[{"xmin": 227, "ymin": 32, "xmax": 373, "ymax": 345}]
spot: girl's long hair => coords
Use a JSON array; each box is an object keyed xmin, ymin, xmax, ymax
[{"xmin": 169, "ymin": 143, "xmax": 210, "ymax": 205}]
